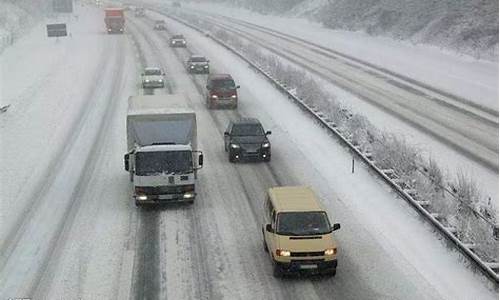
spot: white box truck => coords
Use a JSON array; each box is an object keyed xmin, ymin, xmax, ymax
[{"xmin": 124, "ymin": 94, "xmax": 203, "ymax": 206}]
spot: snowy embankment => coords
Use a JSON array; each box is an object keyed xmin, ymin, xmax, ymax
[
  {"xmin": 178, "ymin": 1, "xmax": 498, "ymax": 112},
  {"xmin": 0, "ymin": 1, "xmax": 49, "ymax": 54}
]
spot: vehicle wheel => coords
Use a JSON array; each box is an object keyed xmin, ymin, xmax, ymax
[
  {"xmin": 264, "ymin": 155, "xmax": 271, "ymax": 162},
  {"xmin": 187, "ymin": 199, "xmax": 195, "ymax": 205},
  {"xmin": 135, "ymin": 200, "xmax": 141, "ymax": 207},
  {"xmin": 228, "ymin": 154, "xmax": 235, "ymax": 163},
  {"xmin": 273, "ymin": 264, "xmax": 283, "ymax": 278},
  {"xmin": 326, "ymin": 269, "xmax": 337, "ymax": 277},
  {"xmin": 262, "ymin": 231, "xmax": 268, "ymax": 252}
]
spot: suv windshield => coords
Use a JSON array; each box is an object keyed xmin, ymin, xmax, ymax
[
  {"xmin": 155, "ymin": 21, "xmax": 165, "ymax": 25},
  {"xmin": 172, "ymin": 35, "xmax": 184, "ymax": 39},
  {"xmin": 232, "ymin": 124, "xmax": 264, "ymax": 136},
  {"xmin": 212, "ymin": 79, "xmax": 235, "ymax": 89},
  {"xmin": 136, "ymin": 151, "xmax": 193, "ymax": 175},
  {"xmin": 276, "ymin": 212, "xmax": 331, "ymax": 236},
  {"xmin": 144, "ymin": 69, "xmax": 161, "ymax": 75},
  {"xmin": 190, "ymin": 56, "xmax": 206, "ymax": 62}
]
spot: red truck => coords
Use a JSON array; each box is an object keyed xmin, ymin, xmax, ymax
[{"xmin": 104, "ymin": 8, "xmax": 125, "ymax": 34}]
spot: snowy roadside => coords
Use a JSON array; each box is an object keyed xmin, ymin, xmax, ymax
[
  {"xmin": 0, "ymin": 4, "xmax": 112, "ymax": 249},
  {"xmin": 169, "ymin": 1, "xmax": 498, "ymax": 112}
]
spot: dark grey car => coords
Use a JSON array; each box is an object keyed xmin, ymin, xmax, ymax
[{"xmin": 224, "ymin": 118, "xmax": 271, "ymax": 162}]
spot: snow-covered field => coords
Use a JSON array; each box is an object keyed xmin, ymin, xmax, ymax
[{"xmin": 0, "ymin": 2, "xmax": 498, "ymax": 299}]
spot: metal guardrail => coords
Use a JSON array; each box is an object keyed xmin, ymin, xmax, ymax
[{"xmin": 153, "ymin": 8, "xmax": 499, "ymax": 284}]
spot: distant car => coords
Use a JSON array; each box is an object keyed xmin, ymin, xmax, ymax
[
  {"xmin": 170, "ymin": 34, "xmax": 187, "ymax": 47},
  {"xmin": 141, "ymin": 67, "xmax": 165, "ymax": 89},
  {"xmin": 187, "ymin": 55, "xmax": 210, "ymax": 74},
  {"xmin": 224, "ymin": 118, "xmax": 272, "ymax": 162},
  {"xmin": 205, "ymin": 74, "xmax": 239, "ymax": 109},
  {"xmin": 154, "ymin": 20, "xmax": 166, "ymax": 30},
  {"xmin": 172, "ymin": 1, "xmax": 181, "ymax": 7}
]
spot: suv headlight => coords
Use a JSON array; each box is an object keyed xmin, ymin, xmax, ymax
[
  {"xmin": 324, "ymin": 248, "xmax": 337, "ymax": 256},
  {"xmin": 262, "ymin": 142, "xmax": 270, "ymax": 148},
  {"xmin": 230, "ymin": 143, "xmax": 240, "ymax": 149},
  {"xmin": 183, "ymin": 192, "xmax": 194, "ymax": 199},
  {"xmin": 276, "ymin": 249, "xmax": 290, "ymax": 257},
  {"xmin": 137, "ymin": 195, "xmax": 148, "ymax": 201},
  {"xmin": 204, "ymin": 65, "xmax": 208, "ymax": 68}
]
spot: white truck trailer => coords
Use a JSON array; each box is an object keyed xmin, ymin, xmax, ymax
[{"xmin": 124, "ymin": 94, "xmax": 203, "ymax": 206}]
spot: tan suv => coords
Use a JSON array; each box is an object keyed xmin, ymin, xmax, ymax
[{"xmin": 262, "ymin": 186, "xmax": 340, "ymax": 277}]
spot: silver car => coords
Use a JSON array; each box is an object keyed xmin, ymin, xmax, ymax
[{"xmin": 141, "ymin": 67, "xmax": 165, "ymax": 89}]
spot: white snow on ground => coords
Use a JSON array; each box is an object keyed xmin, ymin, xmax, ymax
[
  {"xmin": 175, "ymin": 2, "xmax": 499, "ymax": 112},
  {"xmin": 157, "ymin": 10, "xmax": 497, "ymax": 299},
  {"xmin": 0, "ymin": 4, "xmax": 110, "ymax": 248}
]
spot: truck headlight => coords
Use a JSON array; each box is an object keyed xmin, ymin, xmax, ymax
[
  {"xmin": 262, "ymin": 142, "xmax": 270, "ymax": 148},
  {"xmin": 276, "ymin": 249, "xmax": 290, "ymax": 257},
  {"xmin": 137, "ymin": 195, "xmax": 148, "ymax": 201},
  {"xmin": 230, "ymin": 143, "xmax": 240, "ymax": 149},
  {"xmin": 324, "ymin": 248, "xmax": 337, "ymax": 256},
  {"xmin": 183, "ymin": 192, "xmax": 195, "ymax": 199}
]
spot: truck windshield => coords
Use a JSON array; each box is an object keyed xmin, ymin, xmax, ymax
[
  {"xmin": 212, "ymin": 79, "xmax": 235, "ymax": 89},
  {"xmin": 144, "ymin": 69, "xmax": 161, "ymax": 75},
  {"xmin": 136, "ymin": 151, "xmax": 193, "ymax": 175},
  {"xmin": 190, "ymin": 57, "xmax": 206, "ymax": 62},
  {"xmin": 232, "ymin": 124, "xmax": 264, "ymax": 136},
  {"xmin": 276, "ymin": 212, "xmax": 331, "ymax": 236}
]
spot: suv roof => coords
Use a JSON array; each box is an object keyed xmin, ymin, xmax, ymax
[
  {"xmin": 208, "ymin": 73, "xmax": 233, "ymax": 80},
  {"xmin": 268, "ymin": 186, "xmax": 324, "ymax": 212}
]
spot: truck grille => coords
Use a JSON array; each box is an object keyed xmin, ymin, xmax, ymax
[{"xmin": 137, "ymin": 185, "xmax": 193, "ymax": 195}]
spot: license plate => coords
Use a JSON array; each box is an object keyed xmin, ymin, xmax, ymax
[
  {"xmin": 300, "ymin": 264, "xmax": 317, "ymax": 269},
  {"xmin": 158, "ymin": 194, "xmax": 176, "ymax": 200}
]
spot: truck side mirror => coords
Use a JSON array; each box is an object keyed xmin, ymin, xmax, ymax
[
  {"xmin": 124, "ymin": 153, "xmax": 130, "ymax": 171},
  {"xmin": 265, "ymin": 131, "xmax": 272, "ymax": 135},
  {"xmin": 265, "ymin": 224, "xmax": 274, "ymax": 233},
  {"xmin": 198, "ymin": 153, "xmax": 204, "ymax": 167},
  {"xmin": 332, "ymin": 223, "xmax": 341, "ymax": 231}
]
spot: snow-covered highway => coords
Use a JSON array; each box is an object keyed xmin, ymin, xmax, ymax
[{"xmin": 0, "ymin": 3, "xmax": 497, "ymax": 300}]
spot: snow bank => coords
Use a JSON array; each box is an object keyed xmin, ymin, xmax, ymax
[
  {"xmin": 214, "ymin": 0, "xmax": 498, "ymax": 61},
  {"xmin": 0, "ymin": 0, "xmax": 50, "ymax": 54}
]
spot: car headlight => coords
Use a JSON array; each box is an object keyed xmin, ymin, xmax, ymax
[
  {"xmin": 276, "ymin": 249, "xmax": 291, "ymax": 257},
  {"xmin": 324, "ymin": 248, "xmax": 337, "ymax": 256},
  {"xmin": 190, "ymin": 65, "xmax": 195, "ymax": 68},
  {"xmin": 158, "ymin": 79, "xmax": 163, "ymax": 82},
  {"xmin": 145, "ymin": 79, "xmax": 150, "ymax": 82},
  {"xmin": 137, "ymin": 195, "xmax": 148, "ymax": 201},
  {"xmin": 182, "ymin": 41, "xmax": 186, "ymax": 44},
  {"xmin": 183, "ymin": 192, "xmax": 195, "ymax": 199},
  {"xmin": 262, "ymin": 142, "xmax": 270, "ymax": 148},
  {"xmin": 211, "ymin": 95, "xmax": 218, "ymax": 99},
  {"xmin": 171, "ymin": 41, "xmax": 175, "ymax": 44},
  {"xmin": 204, "ymin": 65, "xmax": 208, "ymax": 68},
  {"xmin": 231, "ymin": 95, "xmax": 237, "ymax": 98},
  {"xmin": 230, "ymin": 143, "xmax": 240, "ymax": 149}
]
